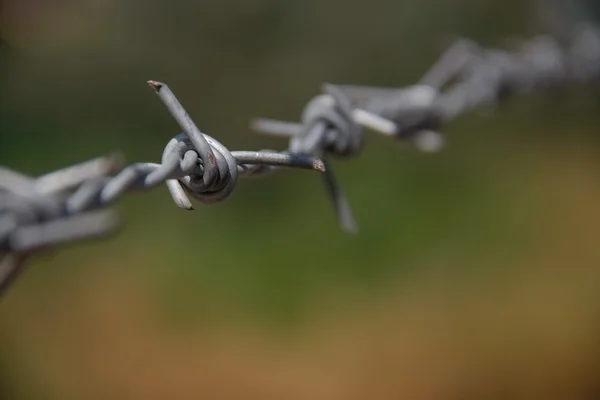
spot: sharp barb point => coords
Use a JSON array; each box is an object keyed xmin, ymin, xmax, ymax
[
  {"xmin": 147, "ymin": 80, "xmax": 163, "ymax": 91},
  {"xmin": 313, "ymin": 159, "xmax": 326, "ymax": 172}
]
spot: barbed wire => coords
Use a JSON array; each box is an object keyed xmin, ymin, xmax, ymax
[
  {"xmin": 251, "ymin": 22, "xmax": 600, "ymax": 233},
  {"xmin": 0, "ymin": 81, "xmax": 326, "ymax": 297},
  {"xmin": 2, "ymin": 19, "xmax": 600, "ymax": 296}
]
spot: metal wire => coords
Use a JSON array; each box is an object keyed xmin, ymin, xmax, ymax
[
  {"xmin": 0, "ymin": 81, "xmax": 326, "ymax": 297},
  {"xmin": 251, "ymin": 22, "xmax": 600, "ymax": 233},
  {"xmin": 2, "ymin": 16, "xmax": 600, "ymax": 296}
]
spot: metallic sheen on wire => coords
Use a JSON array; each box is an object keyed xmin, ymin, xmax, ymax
[{"xmin": 0, "ymin": 81, "xmax": 326, "ymax": 297}]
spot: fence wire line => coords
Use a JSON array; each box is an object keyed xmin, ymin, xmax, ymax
[
  {"xmin": 2, "ymin": 22, "xmax": 600, "ymax": 296},
  {"xmin": 0, "ymin": 81, "xmax": 326, "ymax": 296},
  {"xmin": 252, "ymin": 22, "xmax": 600, "ymax": 233}
]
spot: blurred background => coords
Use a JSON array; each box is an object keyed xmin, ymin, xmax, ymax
[{"xmin": 3, "ymin": 0, "xmax": 600, "ymax": 398}]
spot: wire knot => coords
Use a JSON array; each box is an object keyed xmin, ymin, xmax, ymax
[
  {"xmin": 293, "ymin": 84, "xmax": 364, "ymax": 158},
  {"xmin": 160, "ymin": 132, "xmax": 239, "ymax": 206},
  {"xmin": 148, "ymin": 81, "xmax": 325, "ymax": 209}
]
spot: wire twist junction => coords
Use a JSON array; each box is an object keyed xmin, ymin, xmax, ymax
[
  {"xmin": 0, "ymin": 81, "xmax": 325, "ymax": 296},
  {"xmin": 251, "ymin": 22, "xmax": 600, "ymax": 233}
]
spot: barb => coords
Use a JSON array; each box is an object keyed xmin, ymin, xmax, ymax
[
  {"xmin": 0, "ymin": 81, "xmax": 325, "ymax": 297},
  {"xmin": 252, "ymin": 84, "xmax": 398, "ymax": 233},
  {"xmin": 2, "ymin": 14, "xmax": 600, "ymax": 296},
  {"xmin": 251, "ymin": 22, "xmax": 600, "ymax": 232}
]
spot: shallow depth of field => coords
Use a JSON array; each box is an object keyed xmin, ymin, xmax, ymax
[{"xmin": 2, "ymin": 1, "xmax": 600, "ymax": 399}]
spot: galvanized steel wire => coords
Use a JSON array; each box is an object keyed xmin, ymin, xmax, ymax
[
  {"xmin": 2, "ymin": 22, "xmax": 600, "ymax": 296},
  {"xmin": 0, "ymin": 81, "xmax": 325, "ymax": 296},
  {"xmin": 252, "ymin": 22, "xmax": 600, "ymax": 232}
]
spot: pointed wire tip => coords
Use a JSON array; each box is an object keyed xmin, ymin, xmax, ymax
[
  {"xmin": 250, "ymin": 117, "xmax": 277, "ymax": 130},
  {"xmin": 321, "ymin": 82, "xmax": 340, "ymax": 92},
  {"xmin": 176, "ymin": 201, "xmax": 194, "ymax": 211},
  {"xmin": 249, "ymin": 118, "xmax": 264, "ymax": 132},
  {"xmin": 338, "ymin": 213, "xmax": 359, "ymax": 234},
  {"xmin": 147, "ymin": 80, "xmax": 164, "ymax": 92},
  {"xmin": 313, "ymin": 159, "xmax": 327, "ymax": 172},
  {"xmin": 174, "ymin": 197, "xmax": 194, "ymax": 211},
  {"xmin": 342, "ymin": 225, "xmax": 359, "ymax": 234},
  {"xmin": 249, "ymin": 117, "xmax": 261, "ymax": 127},
  {"xmin": 337, "ymin": 216, "xmax": 359, "ymax": 234}
]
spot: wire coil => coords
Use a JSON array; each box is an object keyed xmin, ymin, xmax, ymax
[
  {"xmin": 0, "ymin": 81, "xmax": 325, "ymax": 296},
  {"xmin": 251, "ymin": 22, "xmax": 600, "ymax": 233},
  {"xmin": 2, "ymin": 18, "xmax": 600, "ymax": 297}
]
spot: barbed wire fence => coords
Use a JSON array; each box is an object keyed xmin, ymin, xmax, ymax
[
  {"xmin": 252, "ymin": 21, "xmax": 600, "ymax": 232},
  {"xmin": 2, "ymin": 14, "xmax": 600, "ymax": 297},
  {"xmin": 0, "ymin": 81, "xmax": 327, "ymax": 297}
]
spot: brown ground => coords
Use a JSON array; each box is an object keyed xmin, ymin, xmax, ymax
[{"xmin": 2, "ymin": 142, "xmax": 600, "ymax": 400}]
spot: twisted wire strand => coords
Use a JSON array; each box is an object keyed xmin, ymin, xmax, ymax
[
  {"xmin": 2, "ymin": 20, "xmax": 599, "ymax": 294},
  {"xmin": 251, "ymin": 22, "xmax": 600, "ymax": 233},
  {"xmin": 0, "ymin": 80, "xmax": 326, "ymax": 297},
  {"xmin": 0, "ymin": 156, "xmax": 124, "ymax": 296}
]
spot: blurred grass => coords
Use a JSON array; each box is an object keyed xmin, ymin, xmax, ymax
[{"xmin": 2, "ymin": 141, "xmax": 600, "ymax": 398}]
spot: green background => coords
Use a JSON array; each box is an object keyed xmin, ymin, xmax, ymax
[{"xmin": 2, "ymin": 1, "xmax": 600, "ymax": 398}]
